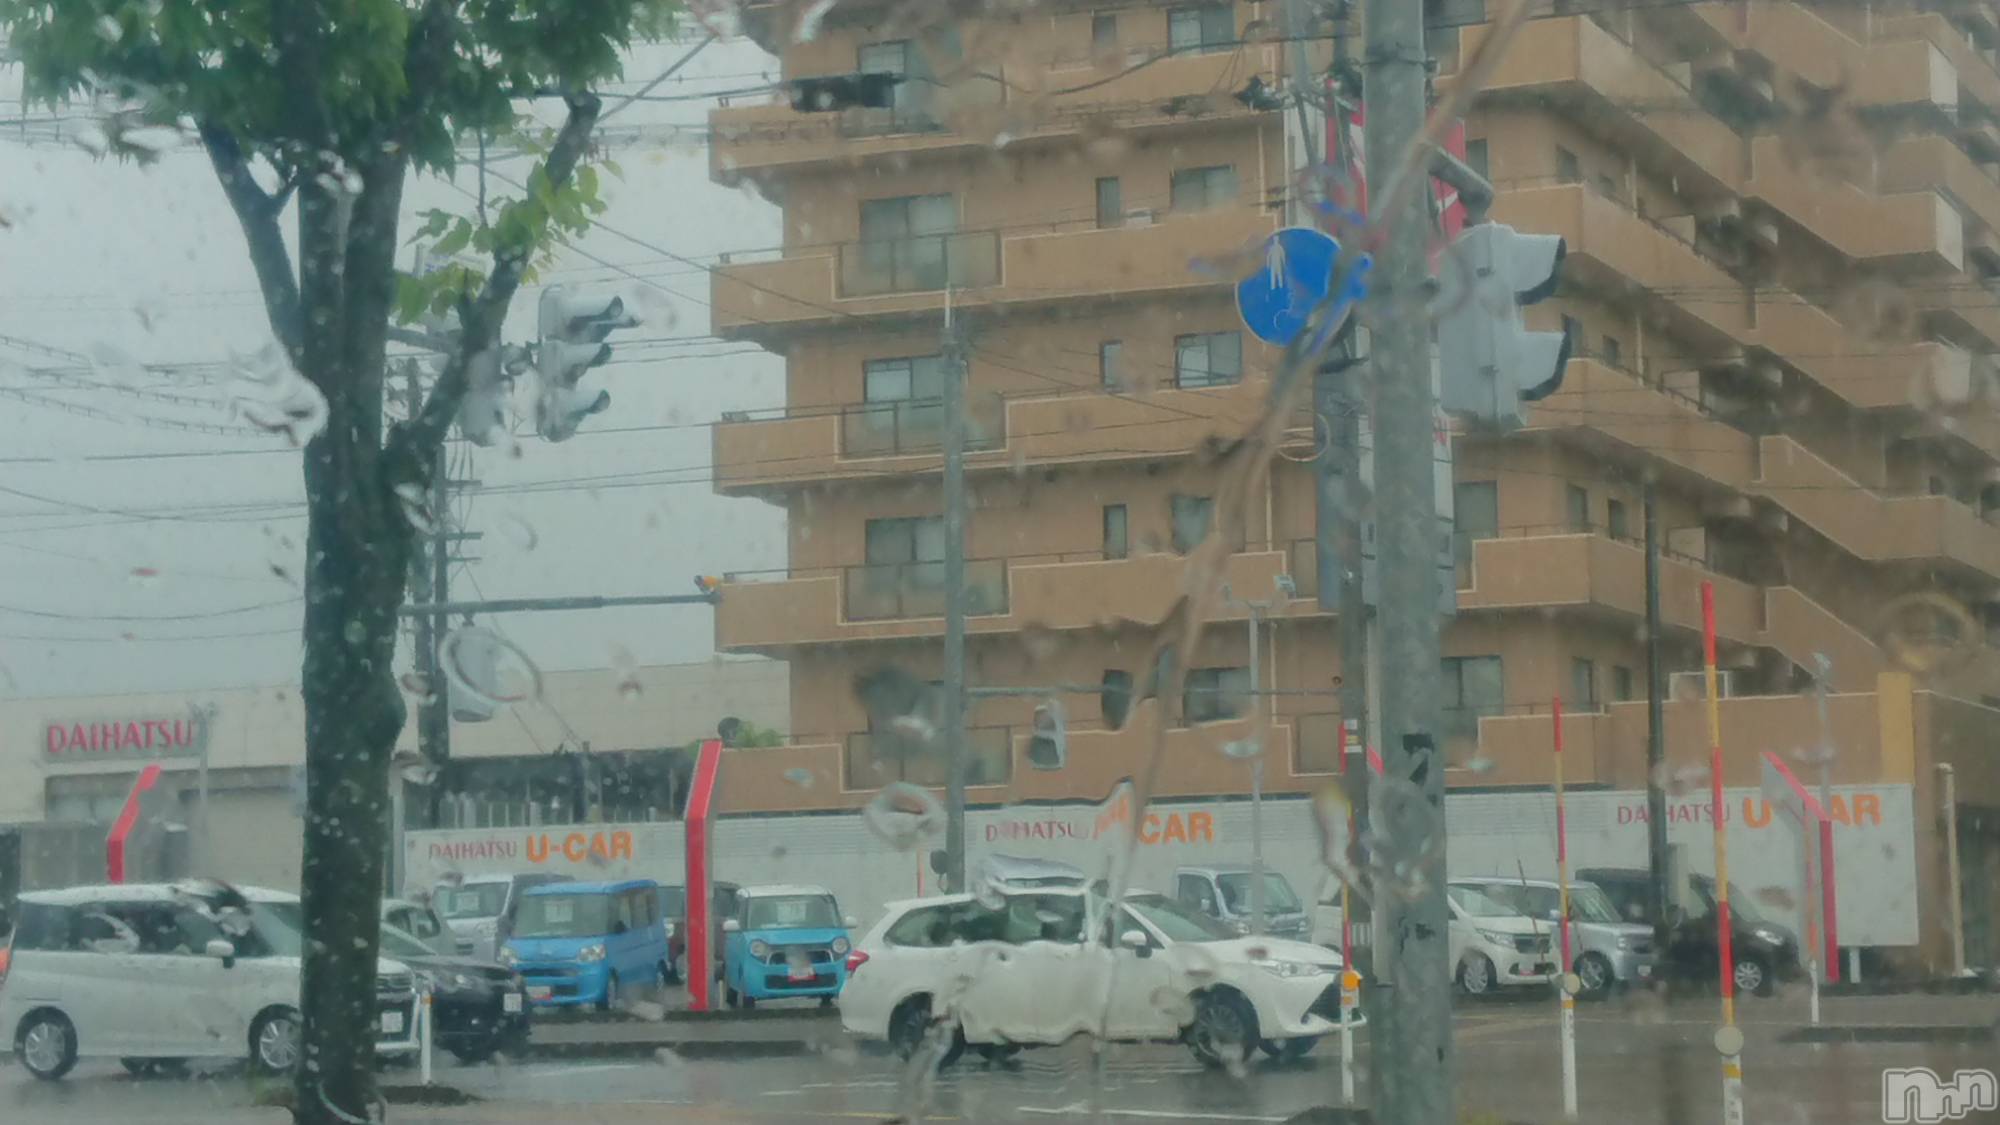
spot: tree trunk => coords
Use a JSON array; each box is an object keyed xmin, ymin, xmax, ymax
[{"xmin": 292, "ymin": 433, "xmax": 415, "ymax": 1124}]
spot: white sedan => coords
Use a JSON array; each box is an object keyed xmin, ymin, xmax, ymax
[{"xmin": 839, "ymin": 886, "xmax": 1361, "ymax": 1068}]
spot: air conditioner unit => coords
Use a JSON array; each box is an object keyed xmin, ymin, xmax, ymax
[{"xmin": 1669, "ymin": 669, "xmax": 1739, "ymax": 700}]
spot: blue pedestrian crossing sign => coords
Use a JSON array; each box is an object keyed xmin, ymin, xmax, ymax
[{"xmin": 1234, "ymin": 226, "xmax": 1371, "ymax": 348}]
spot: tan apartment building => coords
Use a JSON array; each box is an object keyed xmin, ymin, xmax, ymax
[{"xmin": 704, "ymin": 0, "xmax": 2000, "ymax": 970}]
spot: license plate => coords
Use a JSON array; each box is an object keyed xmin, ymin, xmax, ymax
[
  {"xmin": 1637, "ymin": 964, "xmax": 1653, "ymax": 980},
  {"xmin": 527, "ymin": 985, "xmax": 552, "ymax": 1001},
  {"xmin": 503, "ymin": 992, "xmax": 523, "ymax": 1013},
  {"xmin": 381, "ymin": 1011, "xmax": 406, "ymax": 1035},
  {"xmin": 788, "ymin": 965, "xmax": 815, "ymax": 982}
]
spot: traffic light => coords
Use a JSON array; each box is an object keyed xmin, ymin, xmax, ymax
[
  {"xmin": 1025, "ymin": 698, "xmax": 1067, "ymax": 770},
  {"xmin": 1435, "ymin": 222, "xmax": 1571, "ymax": 429},
  {"xmin": 535, "ymin": 285, "xmax": 636, "ymax": 442},
  {"xmin": 454, "ymin": 347, "xmax": 511, "ymax": 447}
]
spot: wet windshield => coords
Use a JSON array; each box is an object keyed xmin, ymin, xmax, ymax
[
  {"xmin": 438, "ymin": 884, "xmax": 509, "ymax": 921},
  {"xmin": 1216, "ymin": 872, "xmax": 1302, "ymax": 914},
  {"xmin": 745, "ymin": 895, "xmax": 840, "ymax": 930},
  {"xmin": 1121, "ymin": 894, "xmax": 1237, "ymax": 943},
  {"xmin": 512, "ymin": 894, "xmax": 614, "ymax": 940},
  {"xmin": 1448, "ymin": 886, "xmax": 1518, "ymax": 920}
]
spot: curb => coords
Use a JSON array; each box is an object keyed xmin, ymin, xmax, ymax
[
  {"xmin": 1779, "ymin": 1021, "xmax": 1998, "ymax": 1045},
  {"xmin": 517, "ymin": 1038, "xmax": 819, "ymax": 1061}
]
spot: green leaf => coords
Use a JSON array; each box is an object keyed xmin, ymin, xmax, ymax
[{"xmin": 432, "ymin": 218, "xmax": 473, "ymax": 259}]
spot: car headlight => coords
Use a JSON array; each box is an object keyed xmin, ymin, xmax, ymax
[
  {"xmin": 749, "ymin": 939, "xmax": 770, "ymax": 960},
  {"xmin": 1752, "ymin": 927, "xmax": 1784, "ymax": 945},
  {"xmin": 1617, "ymin": 934, "xmax": 1634, "ymax": 951},
  {"xmin": 1230, "ymin": 919, "xmax": 1251, "ymax": 935},
  {"xmin": 1256, "ymin": 958, "xmax": 1334, "ymax": 979},
  {"xmin": 831, "ymin": 936, "xmax": 851, "ymax": 956},
  {"xmin": 1476, "ymin": 928, "xmax": 1513, "ymax": 945},
  {"xmin": 496, "ymin": 945, "xmax": 519, "ymax": 966},
  {"xmin": 577, "ymin": 942, "xmax": 607, "ymax": 963}
]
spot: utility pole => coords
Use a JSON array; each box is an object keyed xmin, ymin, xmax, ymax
[
  {"xmin": 400, "ymin": 358, "xmax": 451, "ymax": 830},
  {"xmin": 1643, "ymin": 481, "xmax": 1671, "ymax": 952},
  {"xmin": 941, "ymin": 289, "xmax": 969, "ymax": 895},
  {"xmin": 1362, "ymin": 0, "xmax": 1451, "ymax": 1121}
]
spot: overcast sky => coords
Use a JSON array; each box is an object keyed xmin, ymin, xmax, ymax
[{"xmin": 0, "ymin": 34, "xmax": 789, "ymax": 701}]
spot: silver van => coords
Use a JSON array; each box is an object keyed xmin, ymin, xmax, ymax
[
  {"xmin": 1173, "ymin": 864, "xmax": 1310, "ymax": 939},
  {"xmin": 433, "ymin": 873, "xmax": 573, "ymax": 962},
  {"xmin": 1450, "ymin": 877, "xmax": 1656, "ymax": 998}
]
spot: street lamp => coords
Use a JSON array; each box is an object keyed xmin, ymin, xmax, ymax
[{"xmin": 1219, "ymin": 574, "xmax": 1297, "ymax": 936}]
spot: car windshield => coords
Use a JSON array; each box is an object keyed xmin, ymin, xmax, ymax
[
  {"xmin": 512, "ymin": 893, "xmax": 614, "ymax": 939},
  {"xmin": 1468, "ymin": 882, "xmax": 1622, "ymax": 925},
  {"xmin": 1215, "ymin": 872, "xmax": 1301, "ymax": 913},
  {"xmin": 745, "ymin": 894, "xmax": 841, "ymax": 930},
  {"xmin": 1121, "ymin": 894, "xmax": 1238, "ymax": 943},
  {"xmin": 438, "ymin": 884, "xmax": 509, "ymax": 921},
  {"xmin": 380, "ymin": 924, "xmax": 435, "ymax": 961},
  {"xmin": 1694, "ymin": 878, "xmax": 1769, "ymax": 925},
  {"xmin": 247, "ymin": 901, "xmax": 305, "ymax": 958},
  {"xmin": 1447, "ymin": 886, "xmax": 1517, "ymax": 919}
]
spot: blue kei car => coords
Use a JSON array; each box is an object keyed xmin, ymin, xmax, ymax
[
  {"xmin": 499, "ymin": 879, "xmax": 671, "ymax": 1011},
  {"xmin": 721, "ymin": 884, "xmax": 858, "ymax": 1008}
]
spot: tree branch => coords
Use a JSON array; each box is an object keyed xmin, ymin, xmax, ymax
[
  {"xmin": 200, "ymin": 123, "xmax": 305, "ymax": 363},
  {"xmin": 390, "ymin": 93, "xmax": 603, "ymax": 461}
]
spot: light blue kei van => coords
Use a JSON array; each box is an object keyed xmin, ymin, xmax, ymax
[{"xmin": 499, "ymin": 879, "xmax": 669, "ymax": 1011}]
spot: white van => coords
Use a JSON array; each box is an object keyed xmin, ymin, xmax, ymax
[{"xmin": 0, "ymin": 881, "xmax": 419, "ymax": 1080}]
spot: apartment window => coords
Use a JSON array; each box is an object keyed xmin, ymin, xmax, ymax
[
  {"xmin": 1453, "ymin": 480, "xmax": 1499, "ymax": 580},
  {"xmin": 860, "ymin": 355, "xmax": 949, "ymax": 450},
  {"xmin": 1555, "ymin": 146, "xmax": 1581, "ymax": 184},
  {"xmin": 1095, "ymin": 176, "xmax": 1123, "ymax": 228},
  {"xmin": 1441, "ymin": 655, "xmax": 1504, "ymax": 739},
  {"xmin": 858, "ymin": 193, "xmax": 958, "ymax": 292},
  {"xmin": 1612, "ymin": 665, "xmax": 1636, "ymax": 703},
  {"xmin": 1101, "ymin": 669, "xmax": 1134, "ymax": 729},
  {"xmin": 1607, "ymin": 497, "xmax": 1630, "ymax": 540},
  {"xmin": 1170, "ymin": 165, "xmax": 1238, "ymax": 212},
  {"xmin": 1601, "ymin": 335, "xmax": 1622, "ymax": 368},
  {"xmin": 1175, "ymin": 331, "xmax": 1243, "ymax": 388},
  {"xmin": 865, "ymin": 516, "xmax": 945, "ymax": 569},
  {"xmin": 1566, "ymin": 484, "xmax": 1591, "ymax": 531},
  {"xmin": 1465, "ymin": 138, "xmax": 1489, "ymax": 179},
  {"xmin": 1099, "ymin": 340, "xmax": 1124, "ymax": 388},
  {"xmin": 1571, "ymin": 658, "xmax": 1598, "ymax": 710},
  {"xmin": 1595, "ymin": 173, "xmax": 1619, "ymax": 199},
  {"xmin": 1184, "ymin": 666, "xmax": 1251, "ymax": 723},
  {"xmin": 1168, "ymin": 5, "xmax": 1234, "ymax": 54},
  {"xmin": 1561, "ymin": 314, "xmax": 1584, "ymax": 356},
  {"xmin": 1091, "ymin": 12, "xmax": 1118, "ymax": 54},
  {"xmin": 1103, "ymin": 504, "xmax": 1129, "ymax": 560},
  {"xmin": 1170, "ymin": 494, "xmax": 1215, "ymax": 553}
]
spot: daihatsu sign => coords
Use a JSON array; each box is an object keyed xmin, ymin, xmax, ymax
[{"xmin": 43, "ymin": 709, "xmax": 214, "ymax": 763}]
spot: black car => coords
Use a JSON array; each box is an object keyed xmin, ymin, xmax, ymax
[
  {"xmin": 380, "ymin": 923, "xmax": 531, "ymax": 1062},
  {"xmin": 1577, "ymin": 867, "xmax": 1801, "ymax": 996}
]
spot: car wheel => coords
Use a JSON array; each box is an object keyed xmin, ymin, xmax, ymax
[
  {"xmin": 121, "ymin": 1057, "xmax": 155, "ymax": 1077},
  {"xmin": 1187, "ymin": 990, "xmax": 1260, "ymax": 1069},
  {"xmin": 655, "ymin": 962, "xmax": 671, "ymax": 998},
  {"xmin": 599, "ymin": 973, "xmax": 620, "ymax": 1014},
  {"xmin": 250, "ymin": 1008, "xmax": 302, "ymax": 1075},
  {"xmin": 448, "ymin": 1038, "xmax": 500, "ymax": 1066},
  {"xmin": 1457, "ymin": 954, "xmax": 1497, "ymax": 997},
  {"xmin": 1734, "ymin": 956, "xmax": 1773, "ymax": 997},
  {"xmin": 672, "ymin": 951, "xmax": 688, "ymax": 985},
  {"xmin": 724, "ymin": 982, "xmax": 741, "ymax": 1009},
  {"xmin": 887, "ymin": 995, "xmax": 963, "ymax": 1068},
  {"xmin": 1575, "ymin": 953, "xmax": 1615, "ymax": 1000},
  {"xmin": 1258, "ymin": 1037, "xmax": 1320, "ymax": 1062},
  {"xmin": 18, "ymin": 1012, "xmax": 77, "ymax": 1081},
  {"xmin": 975, "ymin": 1043, "xmax": 1023, "ymax": 1066}
]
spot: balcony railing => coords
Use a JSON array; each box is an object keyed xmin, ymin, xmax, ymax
[
  {"xmin": 844, "ymin": 725, "xmax": 1012, "ymax": 790},
  {"xmin": 838, "ymin": 232, "xmax": 1002, "ymax": 297},
  {"xmin": 842, "ymin": 559, "xmax": 1009, "ymax": 621},
  {"xmin": 839, "ymin": 395, "xmax": 1004, "ymax": 457}
]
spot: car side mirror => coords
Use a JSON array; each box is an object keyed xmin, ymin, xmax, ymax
[
  {"xmin": 723, "ymin": 919, "xmax": 742, "ymax": 933},
  {"xmin": 843, "ymin": 915, "xmax": 859, "ymax": 930},
  {"xmin": 1119, "ymin": 929, "xmax": 1151, "ymax": 958},
  {"xmin": 611, "ymin": 920, "xmax": 629, "ymax": 935},
  {"xmin": 206, "ymin": 939, "xmax": 237, "ymax": 967}
]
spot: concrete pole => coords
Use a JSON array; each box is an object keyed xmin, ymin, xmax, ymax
[
  {"xmin": 1939, "ymin": 763, "xmax": 1967, "ymax": 977},
  {"xmin": 941, "ymin": 290, "xmax": 969, "ymax": 894},
  {"xmin": 1248, "ymin": 602, "xmax": 1266, "ymax": 937},
  {"xmin": 1643, "ymin": 482, "xmax": 1671, "ymax": 956},
  {"xmin": 1361, "ymin": 0, "xmax": 1451, "ymax": 1118}
]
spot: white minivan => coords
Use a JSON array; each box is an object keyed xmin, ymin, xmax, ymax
[{"xmin": 0, "ymin": 881, "xmax": 419, "ymax": 1080}]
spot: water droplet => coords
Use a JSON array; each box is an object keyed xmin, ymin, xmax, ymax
[
  {"xmin": 497, "ymin": 513, "xmax": 538, "ymax": 552},
  {"xmin": 226, "ymin": 341, "xmax": 327, "ymax": 446},
  {"xmin": 861, "ymin": 782, "xmax": 945, "ymax": 851},
  {"xmin": 782, "ymin": 768, "xmax": 815, "ymax": 789},
  {"xmin": 393, "ymin": 482, "xmax": 436, "ymax": 535},
  {"xmin": 794, "ymin": 0, "xmax": 839, "ymax": 43},
  {"xmin": 128, "ymin": 566, "xmax": 160, "ymax": 587}
]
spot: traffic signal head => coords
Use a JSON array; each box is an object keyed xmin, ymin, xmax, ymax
[
  {"xmin": 1435, "ymin": 222, "xmax": 1572, "ymax": 429},
  {"xmin": 1025, "ymin": 698, "xmax": 1067, "ymax": 771},
  {"xmin": 535, "ymin": 285, "xmax": 634, "ymax": 443}
]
